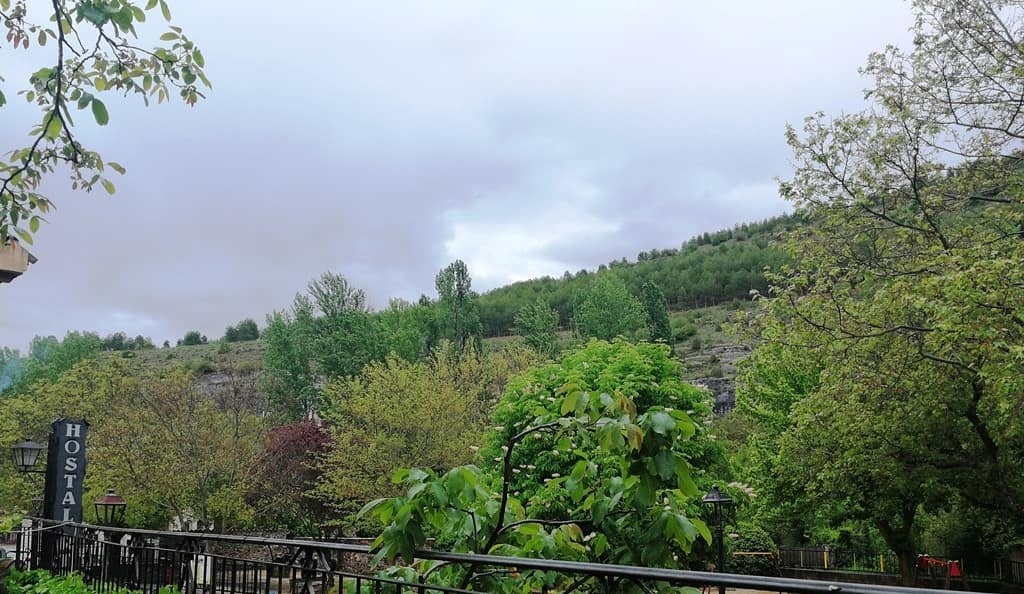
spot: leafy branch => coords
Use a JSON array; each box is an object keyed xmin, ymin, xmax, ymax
[{"xmin": 0, "ymin": 0, "xmax": 210, "ymax": 243}]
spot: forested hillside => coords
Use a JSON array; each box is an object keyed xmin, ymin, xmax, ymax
[
  {"xmin": 477, "ymin": 214, "xmax": 798, "ymax": 335},
  {"xmin": 0, "ymin": 214, "xmax": 783, "ymax": 536}
]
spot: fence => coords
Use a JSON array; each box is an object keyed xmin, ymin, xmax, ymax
[
  {"xmin": 779, "ymin": 547, "xmax": 901, "ymax": 574},
  {"xmin": 997, "ymin": 559, "xmax": 1024, "ymax": 586},
  {"xmin": 8, "ymin": 519, "xmax": 1007, "ymax": 594},
  {"xmin": 779, "ymin": 547, "xmax": 1024, "ymax": 588}
]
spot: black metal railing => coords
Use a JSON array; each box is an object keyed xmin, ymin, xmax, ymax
[{"xmin": 11, "ymin": 519, "xmax": 1005, "ymax": 594}]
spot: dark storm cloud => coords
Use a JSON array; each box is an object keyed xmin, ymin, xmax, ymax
[{"xmin": 0, "ymin": 1, "xmax": 914, "ymax": 348}]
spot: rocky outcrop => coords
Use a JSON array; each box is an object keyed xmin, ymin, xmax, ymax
[{"xmin": 683, "ymin": 343, "xmax": 749, "ymax": 416}]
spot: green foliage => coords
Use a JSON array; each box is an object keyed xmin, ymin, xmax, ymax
[
  {"xmin": 98, "ymin": 332, "xmax": 153, "ymax": 352},
  {"xmin": 90, "ymin": 365, "xmax": 266, "ymax": 529},
  {"xmin": 476, "ymin": 215, "xmax": 797, "ymax": 336},
  {"xmin": 361, "ymin": 340, "xmax": 722, "ymax": 592},
  {"xmin": 0, "ymin": 514, "xmax": 21, "ymax": 532},
  {"xmin": 571, "ymin": 275, "xmax": 646, "ymax": 341},
  {"xmin": 3, "ymin": 568, "xmax": 178, "ymax": 594},
  {"xmin": 0, "ymin": 358, "xmax": 131, "ymax": 519},
  {"xmin": 670, "ymin": 318, "xmax": 697, "ymax": 341},
  {"xmin": 224, "ymin": 318, "xmax": 259, "ymax": 342},
  {"xmin": 179, "ymin": 330, "xmax": 202, "ymax": 346},
  {"xmin": 261, "ymin": 310, "xmax": 318, "ymax": 421},
  {"xmin": 262, "ymin": 272, "xmax": 465, "ymax": 421},
  {"xmin": 316, "ymin": 354, "xmax": 489, "ymax": 533},
  {"xmin": 435, "ymin": 260, "xmax": 482, "ymax": 354},
  {"xmin": 485, "ymin": 339, "xmax": 723, "ymax": 507},
  {"xmin": 0, "ymin": 0, "xmax": 210, "ymax": 243},
  {"xmin": 512, "ymin": 298, "xmax": 558, "ymax": 357},
  {"xmin": 2, "ymin": 331, "xmax": 102, "ymax": 395},
  {"xmin": 375, "ymin": 299, "xmax": 435, "ymax": 361},
  {"xmin": 641, "ymin": 281, "xmax": 673, "ymax": 347},
  {"xmin": 316, "ymin": 343, "xmax": 537, "ymax": 534},
  {"xmin": 739, "ymin": 0, "xmax": 1024, "ymax": 583},
  {"xmin": 725, "ymin": 524, "xmax": 778, "ymax": 576},
  {"xmin": 261, "ymin": 272, "xmax": 379, "ymax": 420}
]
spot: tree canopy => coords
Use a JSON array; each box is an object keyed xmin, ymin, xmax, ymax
[
  {"xmin": 361, "ymin": 340, "xmax": 726, "ymax": 592},
  {"xmin": 739, "ymin": 0, "xmax": 1024, "ymax": 584}
]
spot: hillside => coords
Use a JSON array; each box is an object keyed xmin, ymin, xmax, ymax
[
  {"xmin": 1, "ymin": 216, "xmax": 790, "ymax": 411},
  {"xmin": 123, "ymin": 339, "xmax": 265, "ymax": 374},
  {"xmin": 476, "ymin": 213, "xmax": 797, "ymax": 336}
]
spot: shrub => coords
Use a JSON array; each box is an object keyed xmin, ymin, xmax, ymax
[
  {"xmin": 181, "ymin": 331, "xmax": 202, "ymax": 346},
  {"xmin": 3, "ymin": 569, "xmax": 179, "ymax": 594},
  {"xmin": 726, "ymin": 524, "xmax": 779, "ymax": 576},
  {"xmin": 670, "ymin": 318, "xmax": 697, "ymax": 341}
]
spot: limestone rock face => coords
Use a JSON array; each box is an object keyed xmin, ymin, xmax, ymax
[{"xmin": 685, "ymin": 343, "xmax": 750, "ymax": 416}]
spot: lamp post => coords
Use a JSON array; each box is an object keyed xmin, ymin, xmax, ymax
[
  {"xmin": 703, "ymin": 485, "xmax": 733, "ymax": 594},
  {"xmin": 94, "ymin": 489, "xmax": 127, "ymax": 584}
]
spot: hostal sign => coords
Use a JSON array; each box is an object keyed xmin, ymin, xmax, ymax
[{"xmin": 43, "ymin": 418, "xmax": 88, "ymax": 522}]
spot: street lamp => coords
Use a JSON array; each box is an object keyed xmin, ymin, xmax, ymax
[
  {"xmin": 703, "ymin": 485, "xmax": 733, "ymax": 594},
  {"xmin": 94, "ymin": 489, "xmax": 127, "ymax": 527},
  {"xmin": 93, "ymin": 489, "xmax": 127, "ymax": 584},
  {"xmin": 11, "ymin": 439, "xmax": 45, "ymax": 473}
]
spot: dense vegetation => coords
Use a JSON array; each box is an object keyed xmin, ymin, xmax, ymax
[
  {"xmin": 2, "ymin": 567, "xmax": 177, "ymax": 594},
  {"xmin": 3, "ymin": 1, "xmax": 1024, "ymax": 590},
  {"xmin": 476, "ymin": 214, "xmax": 797, "ymax": 335}
]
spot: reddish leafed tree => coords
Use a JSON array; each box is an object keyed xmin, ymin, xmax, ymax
[{"xmin": 248, "ymin": 421, "xmax": 331, "ymax": 534}]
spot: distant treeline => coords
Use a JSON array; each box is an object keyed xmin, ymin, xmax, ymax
[{"xmin": 477, "ymin": 213, "xmax": 800, "ymax": 336}]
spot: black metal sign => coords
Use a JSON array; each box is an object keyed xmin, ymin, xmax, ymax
[{"xmin": 42, "ymin": 418, "xmax": 88, "ymax": 523}]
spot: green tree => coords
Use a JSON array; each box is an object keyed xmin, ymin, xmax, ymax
[
  {"xmin": 435, "ymin": 260, "xmax": 482, "ymax": 353},
  {"xmin": 92, "ymin": 366, "xmax": 267, "ymax": 530},
  {"xmin": 261, "ymin": 272, "xmax": 385, "ymax": 420},
  {"xmin": 0, "ymin": 346, "xmax": 20, "ymax": 392},
  {"xmin": 0, "ymin": 0, "xmax": 210, "ymax": 243},
  {"xmin": 640, "ymin": 280, "xmax": 672, "ymax": 347},
  {"xmin": 745, "ymin": 0, "xmax": 1024, "ymax": 583},
  {"xmin": 180, "ymin": 330, "xmax": 202, "ymax": 346},
  {"xmin": 261, "ymin": 310, "xmax": 318, "ymax": 421},
  {"xmin": 224, "ymin": 318, "xmax": 259, "ymax": 342},
  {"xmin": 571, "ymin": 274, "xmax": 646, "ymax": 341},
  {"xmin": 375, "ymin": 299, "xmax": 435, "ymax": 361},
  {"xmin": 512, "ymin": 298, "xmax": 558, "ymax": 356},
  {"xmin": 7, "ymin": 331, "xmax": 101, "ymax": 394},
  {"xmin": 0, "ymin": 358, "xmax": 120, "ymax": 515},
  {"xmin": 315, "ymin": 354, "xmax": 489, "ymax": 532},
  {"xmin": 361, "ymin": 340, "xmax": 720, "ymax": 592}
]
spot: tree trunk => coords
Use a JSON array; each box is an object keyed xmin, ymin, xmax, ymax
[
  {"xmin": 875, "ymin": 515, "xmax": 919, "ymax": 587},
  {"xmin": 897, "ymin": 550, "xmax": 918, "ymax": 587}
]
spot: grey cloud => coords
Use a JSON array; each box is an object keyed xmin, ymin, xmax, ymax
[{"xmin": 0, "ymin": 0, "xmax": 913, "ymax": 348}]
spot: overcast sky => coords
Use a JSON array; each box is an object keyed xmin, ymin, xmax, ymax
[{"xmin": 0, "ymin": 1, "xmax": 914, "ymax": 350}]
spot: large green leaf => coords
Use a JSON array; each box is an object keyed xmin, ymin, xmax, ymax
[{"xmin": 91, "ymin": 99, "xmax": 109, "ymax": 126}]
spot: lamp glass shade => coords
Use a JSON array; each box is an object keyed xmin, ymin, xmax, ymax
[
  {"xmin": 11, "ymin": 439, "xmax": 44, "ymax": 472},
  {"xmin": 94, "ymin": 488, "xmax": 127, "ymax": 526}
]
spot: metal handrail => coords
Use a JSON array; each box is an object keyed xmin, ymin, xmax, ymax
[{"xmin": 21, "ymin": 518, "xmax": 1001, "ymax": 594}]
